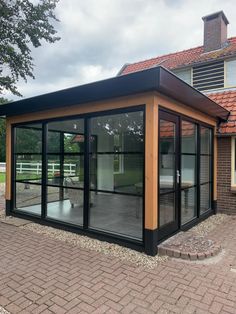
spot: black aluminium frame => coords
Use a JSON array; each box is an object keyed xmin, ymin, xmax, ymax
[
  {"xmin": 158, "ymin": 106, "xmax": 214, "ymax": 242},
  {"xmin": 10, "ymin": 105, "xmax": 146, "ymax": 252}
]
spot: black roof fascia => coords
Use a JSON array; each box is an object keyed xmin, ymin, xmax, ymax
[
  {"xmin": 0, "ymin": 66, "xmax": 229, "ymax": 120},
  {"xmin": 158, "ymin": 67, "xmax": 229, "ymax": 121},
  {"xmin": 0, "ymin": 67, "xmax": 160, "ymax": 117}
]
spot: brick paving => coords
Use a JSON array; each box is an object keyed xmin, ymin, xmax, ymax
[{"xmin": 0, "ymin": 190, "xmax": 236, "ymax": 313}]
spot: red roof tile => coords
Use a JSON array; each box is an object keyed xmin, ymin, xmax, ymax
[
  {"xmin": 121, "ymin": 37, "xmax": 236, "ymax": 75},
  {"xmin": 208, "ymin": 90, "xmax": 236, "ymax": 134}
]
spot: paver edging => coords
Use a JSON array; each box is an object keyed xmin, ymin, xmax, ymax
[{"xmin": 157, "ymin": 231, "xmax": 222, "ymax": 261}]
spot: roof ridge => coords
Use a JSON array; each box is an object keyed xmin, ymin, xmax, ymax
[
  {"xmin": 123, "ymin": 36, "xmax": 236, "ymax": 72},
  {"xmin": 125, "ymin": 45, "xmax": 203, "ymax": 68}
]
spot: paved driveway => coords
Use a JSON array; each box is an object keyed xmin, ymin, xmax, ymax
[{"xmin": 0, "ymin": 200, "xmax": 236, "ymax": 313}]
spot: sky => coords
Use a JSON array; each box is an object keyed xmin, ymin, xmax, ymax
[{"xmin": 4, "ymin": 0, "xmax": 236, "ymax": 100}]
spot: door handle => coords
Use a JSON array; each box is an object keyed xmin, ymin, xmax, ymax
[{"xmin": 176, "ymin": 170, "xmax": 180, "ymax": 184}]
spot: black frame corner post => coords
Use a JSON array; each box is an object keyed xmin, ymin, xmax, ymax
[
  {"xmin": 144, "ymin": 228, "xmax": 158, "ymax": 256},
  {"xmin": 41, "ymin": 122, "xmax": 48, "ymax": 219},
  {"xmin": 5, "ymin": 200, "xmax": 11, "ymax": 216},
  {"xmin": 83, "ymin": 118, "xmax": 90, "ymax": 229}
]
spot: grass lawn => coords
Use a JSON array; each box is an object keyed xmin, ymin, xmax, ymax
[{"xmin": 0, "ymin": 173, "xmax": 5, "ymax": 183}]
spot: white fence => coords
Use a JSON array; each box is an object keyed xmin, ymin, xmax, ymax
[
  {"xmin": 16, "ymin": 162, "xmax": 76, "ymax": 175},
  {"xmin": 0, "ymin": 162, "xmax": 5, "ymax": 173}
]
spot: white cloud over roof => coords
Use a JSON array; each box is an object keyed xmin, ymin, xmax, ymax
[{"xmin": 4, "ymin": 0, "xmax": 236, "ymax": 100}]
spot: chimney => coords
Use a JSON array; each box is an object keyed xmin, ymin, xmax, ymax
[{"xmin": 202, "ymin": 11, "xmax": 229, "ymax": 53}]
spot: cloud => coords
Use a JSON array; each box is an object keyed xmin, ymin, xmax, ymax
[{"xmin": 4, "ymin": 0, "xmax": 236, "ymax": 100}]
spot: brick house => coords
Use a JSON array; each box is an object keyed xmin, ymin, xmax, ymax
[{"xmin": 118, "ymin": 11, "xmax": 236, "ymax": 215}]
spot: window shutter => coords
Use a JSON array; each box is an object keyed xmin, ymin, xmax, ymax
[{"xmin": 192, "ymin": 61, "xmax": 224, "ymax": 91}]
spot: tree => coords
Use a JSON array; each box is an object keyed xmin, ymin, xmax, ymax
[
  {"xmin": 0, "ymin": 97, "xmax": 9, "ymax": 162},
  {"xmin": 0, "ymin": 0, "xmax": 60, "ymax": 96}
]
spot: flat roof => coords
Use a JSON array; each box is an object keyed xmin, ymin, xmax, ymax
[{"xmin": 0, "ymin": 66, "xmax": 229, "ymax": 120}]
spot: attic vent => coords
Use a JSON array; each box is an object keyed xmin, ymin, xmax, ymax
[{"xmin": 193, "ymin": 60, "xmax": 224, "ymax": 91}]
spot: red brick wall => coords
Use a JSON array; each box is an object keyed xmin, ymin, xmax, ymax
[
  {"xmin": 203, "ymin": 14, "xmax": 228, "ymax": 52},
  {"xmin": 217, "ymin": 136, "xmax": 236, "ymax": 213}
]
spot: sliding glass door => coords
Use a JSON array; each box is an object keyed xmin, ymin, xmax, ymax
[
  {"xmin": 46, "ymin": 119, "xmax": 85, "ymax": 226},
  {"xmin": 12, "ymin": 106, "xmax": 144, "ymax": 242},
  {"xmin": 88, "ymin": 110, "xmax": 144, "ymax": 240}
]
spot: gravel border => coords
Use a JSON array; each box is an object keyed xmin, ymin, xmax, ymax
[
  {"xmin": 20, "ymin": 223, "xmax": 168, "ymax": 269},
  {"xmin": 0, "ymin": 307, "xmax": 10, "ymax": 314},
  {"xmin": 191, "ymin": 214, "xmax": 229, "ymax": 236}
]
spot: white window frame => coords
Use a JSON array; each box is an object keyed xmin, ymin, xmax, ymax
[
  {"xmin": 225, "ymin": 58, "xmax": 236, "ymax": 88},
  {"xmin": 231, "ymin": 137, "xmax": 236, "ymax": 187},
  {"xmin": 173, "ymin": 67, "xmax": 192, "ymax": 86}
]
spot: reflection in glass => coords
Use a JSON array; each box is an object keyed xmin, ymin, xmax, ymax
[
  {"xmin": 160, "ymin": 154, "xmax": 175, "ymax": 191},
  {"xmin": 201, "ymin": 127, "xmax": 211, "ymax": 155},
  {"xmin": 181, "ymin": 120, "xmax": 197, "ymax": 226},
  {"xmin": 89, "ymin": 192, "xmax": 142, "ymax": 239},
  {"xmin": 90, "ymin": 154, "xmax": 143, "ymax": 194},
  {"xmin": 15, "ymin": 183, "xmax": 41, "ymax": 215},
  {"xmin": 200, "ymin": 155, "xmax": 210, "ymax": 184},
  {"xmin": 15, "ymin": 124, "xmax": 42, "ymax": 154},
  {"xmin": 47, "ymin": 131, "xmax": 60, "ymax": 153},
  {"xmin": 46, "ymin": 118, "xmax": 85, "ymax": 225},
  {"xmin": 160, "ymin": 120, "xmax": 176, "ymax": 192},
  {"xmin": 181, "ymin": 121, "xmax": 196, "ymax": 154},
  {"xmin": 90, "ymin": 111, "xmax": 144, "ymax": 153},
  {"xmin": 159, "ymin": 193, "xmax": 175, "ymax": 227},
  {"xmin": 181, "ymin": 155, "xmax": 196, "ymax": 186},
  {"xmin": 47, "ymin": 186, "xmax": 83, "ymax": 225},
  {"xmin": 181, "ymin": 187, "xmax": 197, "ymax": 225},
  {"xmin": 200, "ymin": 183, "xmax": 211, "ymax": 214},
  {"xmin": 89, "ymin": 111, "xmax": 144, "ymax": 240},
  {"xmin": 16, "ymin": 155, "xmax": 42, "ymax": 183},
  {"xmin": 160, "ymin": 120, "xmax": 175, "ymax": 153}
]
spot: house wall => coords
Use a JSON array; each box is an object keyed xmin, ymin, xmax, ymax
[{"xmin": 217, "ymin": 136, "xmax": 236, "ymax": 213}]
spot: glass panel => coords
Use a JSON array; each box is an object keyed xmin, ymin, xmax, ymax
[
  {"xmin": 181, "ymin": 155, "xmax": 196, "ymax": 186},
  {"xmin": 89, "ymin": 110, "xmax": 143, "ymax": 240},
  {"xmin": 226, "ymin": 59, "xmax": 236, "ymax": 87},
  {"xmin": 47, "ymin": 186, "xmax": 83, "ymax": 226},
  {"xmin": 201, "ymin": 127, "xmax": 211, "ymax": 155},
  {"xmin": 181, "ymin": 121, "xmax": 196, "ymax": 154},
  {"xmin": 90, "ymin": 111, "xmax": 144, "ymax": 153},
  {"xmin": 200, "ymin": 183, "xmax": 211, "ymax": 214},
  {"xmin": 64, "ymin": 133, "xmax": 84, "ymax": 153},
  {"xmin": 160, "ymin": 120, "xmax": 176, "ymax": 191},
  {"xmin": 200, "ymin": 155, "xmax": 210, "ymax": 184},
  {"xmin": 16, "ymin": 155, "xmax": 42, "ymax": 183},
  {"xmin": 160, "ymin": 120, "xmax": 175, "ymax": 153},
  {"xmin": 90, "ymin": 154, "xmax": 143, "ymax": 194},
  {"xmin": 159, "ymin": 192, "xmax": 175, "ymax": 227},
  {"xmin": 173, "ymin": 68, "xmax": 191, "ymax": 85},
  {"xmin": 181, "ymin": 187, "xmax": 197, "ymax": 225},
  {"xmin": 63, "ymin": 155, "xmax": 84, "ymax": 181},
  {"xmin": 47, "ymin": 155, "xmax": 61, "ymax": 185},
  {"xmin": 15, "ymin": 182, "xmax": 41, "ymax": 215},
  {"xmin": 89, "ymin": 191, "xmax": 142, "ymax": 240},
  {"xmin": 160, "ymin": 154, "xmax": 175, "ymax": 192},
  {"xmin": 48, "ymin": 119, "xmax": 84, "ymax": 153},
  {"xmin": 47, "ymin": 131, "xmax": 60, "ymax": 153},
  {"xmin": 15, "ymin": 124, "xmax": 42, "ymax": 154}
]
